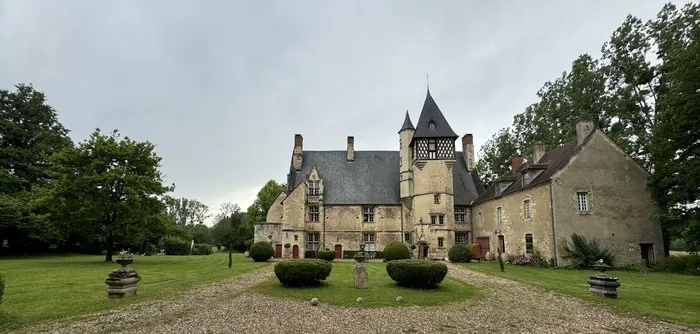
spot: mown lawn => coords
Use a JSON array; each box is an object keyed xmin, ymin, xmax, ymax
[
  {"xmin": 0, "ymin": 252, "xmax": 269, "ymax": 332},
  {"xmin": 463, "ymin": 262, "xmax": 700, "ymax": 326},
  {"xmin": 255, "ymin": 261, "xmax": 476, "ymax": 307}
]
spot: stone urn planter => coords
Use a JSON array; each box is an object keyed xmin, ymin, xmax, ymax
[
  {"xmin": 587, "ymin": 262, "xmax": 621, "ymax": 298},
  {"xmin": 105, "ymin": 258, "xmax": 141, "ymax": 298}
]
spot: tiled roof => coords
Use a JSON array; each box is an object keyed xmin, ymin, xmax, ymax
[{"xmin": 411, "ymin": 89, "xmax": 459, "ymax": 142}]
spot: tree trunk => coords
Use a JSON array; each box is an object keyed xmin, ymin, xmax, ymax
[
  {"xmin": 662, "ymin": 227, "xmax": 671, "ymax": 257},
  {"xmin": 105, "ymin": 230, "xmax": 114, "ymax": 262}
]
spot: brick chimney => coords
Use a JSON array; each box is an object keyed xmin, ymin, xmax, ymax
[
  {"xmin": 292, "ymin": 134, "xmax": 303, "ymax": 171},
  {"xmin": 461, "ymin": 134, "xmax": 475, "ymax": 171},
  {"xmin": 575, "ymin": 119, "xmax": 595, "ymax": 145},
  {"xmin": 347, "ymin": 136, "xmax": 355, "ymax": 162},
  {"xmin": 532, "ymin": 141, "xmax": 545, "ymax": 164},
  {"xmin": 511, "ymin": 155, "xmax": 523, "ymax": 174}
]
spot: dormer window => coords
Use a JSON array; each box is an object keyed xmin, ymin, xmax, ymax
[
  {"xmin": 523, "ymin": 172, "xmax": 531, "ymax": 185},
  {"xmin": 308, "ymin": 180, "xmax": 319, "ymax": 196},
  {"xmin": 429, "ymin": 120, "xmax": 435, "ymax": 130},
  {"xmin": 495, "ymin": 182, "xmax": 513, "ymax": 196}
]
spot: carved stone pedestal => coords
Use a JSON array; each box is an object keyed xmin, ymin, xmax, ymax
[
  {"xmin": 105, "ymin": 259, "xmax": 141, "ymax": 298},
  {"xmin": 587, "ymin": 263, "xmax": 620, "ymax": 298},
  {"xmin": 353, "ymin": 262, "xmax": 368, "ymax": 289}
]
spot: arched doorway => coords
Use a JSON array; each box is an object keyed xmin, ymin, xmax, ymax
[
  {"xmin": 292, "ymin": 245, "xmax": 299, "ymax": 258},
  {"xmin": 417, "ymin": 242, "xmax": 429, "ymax": 260}
]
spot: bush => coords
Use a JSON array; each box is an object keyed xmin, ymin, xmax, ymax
[
  {"xmin": 316, "ymin": 250, "xmax": 336, "ymax": 261},
  {"xmin": 304, "ymin": 250, "xmax": 317, "ymax": 258},
  {"xmin": 0, "ymin": 273, "xmax": 4, "ymax": 305},
  {"xmin": 192, "ymin": 243, "xmax": 213, "ymax": 255},
  {"xmin": 274, "ymin": 259, "xmax": 333, "ymax": 287},
  {"xmin": 249, "ymin": 241, "xmax": 274, "ymax": 262},
  {"xmin": 563, "ymin": 233, "xmax": 615, "ymax": 269},
  {"xmin": 162, "ymin": 236, "xmax": 189, "ymax": 255},
  {"xmin": 384, "ymin": 242, "xmax": 411, "ymax": 261},
  {"xmin": 385, "ymin": 260, "xmax": 448, "ymax": 288},
  {"xmin": 448, "ymin": 245, "xmax": 472, "ymax": 263},
  {"xmin": 655, "ymin": 254, "xmax": 700, "ymax": 275}
]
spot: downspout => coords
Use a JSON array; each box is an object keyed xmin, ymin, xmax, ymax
[
  {"xmin": 549, "ymin": 180, "xmax": 559, "ymax": 268},
  {"xmin": 400, "ymin": 202, "xmax": 404, "ymax": 243},
  {"xmin": 322, "ymin": 204, "xmax": 326, "ymax": 250}
]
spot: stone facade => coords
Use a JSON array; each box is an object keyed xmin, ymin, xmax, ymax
[
  {"xmin": 472, "ymin": 120, "xmax": 665, "ymax": 267},
  {"xmin": 255, "ymin": 89, "xmax": 481, "ymax": 259}
]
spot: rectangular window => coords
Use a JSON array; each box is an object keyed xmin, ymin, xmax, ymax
[
  {"xmin": 428, "ymin": 139, "xmax": 437, "ymax": 159},
  {"xmin": 477, "ymin": 212, "xmax": 483, "ymax": 227},
  {"xmin": 438, "ymin": 237, "xmax": 444, "ymax": 248},
  {"xmin": 525, "ymin": 233, "xmax": 533, "ymax": 254},
  {"xmin": 307, "ymin": 233, "xmax": 319, "ymax": 251},
  {"xmin": 576, "ymin": 192, "xmax": 589, "ymax": 212},
  {"xmin": 430, "ymin": 215, "xmax": 436, "ymax": 224},
  {"xmin": 434, "ymin": 193, "xmax": 440, "ymax": 204},
  {"xmin": 455, "ymin": 232, "xmax": 468, "ymax": 245},
  {"xmin": 455, "ymin": 207, "xmax": 466, "ymax": 222},
  {"xmin": 523, "ymin": 171, "xmax": 531, "ymax": 185},
  {"xmin": 497, "ymin": 207, "xmax": 503, "ymax": 224},
  {"xmin": 294, "ymin": 235, "xmax": 298, "ymax": 241},
  {"xmin": 431, "ymin": 214, "xmax": 444, "ymax": 225},
  {"xmin": 439, "ymin": 215, "xmax": 444, "ymax": 225},
  {"xmin": 523, "ymin": 199, "xmax": 532, "ymax": 219},
  {"xmin": 404, "ymin": 232, "xmax": 411, "ymax": 243},
  {"xmin": 308, "ymin": 180, "xmax": 319, "ymax": 196},
  {"xmin": 308, "ymin": 206, "xmax": 319, "ymax": 222},
  {"xmin": 363, "ymin": 206, "xmax": 375, "ymax": 222},
  {"xmin": 363, "ymin": 233, "xmax": 376, "ymax": 251}
]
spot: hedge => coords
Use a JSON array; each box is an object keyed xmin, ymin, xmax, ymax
[
  {"xmin": 448, "ymin": 245, "xmax": 472, "ymax": 263},
  {"xmin": 386, "ymin": 259, "xmax": 448, "ymax": 288},
  {"xmin": 162, "ymin": 236, "xmax": 189, "ymax": 255},
  {"xmin": 249, "ymin": 241, "xmax": 274, "ymax": 262},
  {"xmin": 317, "ymin": 250, "xmax": 336, "ymax": 261},
  {"xmin": 304, "ymin": 250, "xmax": 317, "ymax": 258},
  {"xmin": 383, "ymin": 242, "xmax": 410, "ymax": 261},
  {"xmin": 192, "ymin": 243, "xmax": 213, "ymax": 255},
  {"xmin": 274, "ymin": 259, "xmax": 333, "ymax": 287}
]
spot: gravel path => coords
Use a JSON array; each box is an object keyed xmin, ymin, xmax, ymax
[{"xmin": 20, "ymin": 263, "xmax": 697, "ymax": 334}]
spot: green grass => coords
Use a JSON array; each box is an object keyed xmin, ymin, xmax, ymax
[
  {"xmin": 463, "ymin": 262, "xmax": 700, "ymax": 326},
  {"xmin": 255, "ymin": 261, "xmax": 476, "ymax": 307},
  {"xmin": 0, "ymin": 252, "xmax": 269, "ymax": 332}
]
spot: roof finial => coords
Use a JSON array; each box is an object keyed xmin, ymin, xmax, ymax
[{"xmin": 426, "ymin": 73, "xmax": 430, "ymax": 91}]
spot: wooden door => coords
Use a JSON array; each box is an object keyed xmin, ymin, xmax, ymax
[
  {"xmin": 334, "ymin": 244, "xmax": 343, "ymax": 259},
  {"xmin": 292, "ymin": 245, "xmax": 299, "ymax": 258},
  {"xmin": 275, "ymin": 244, "xmax": 282, "ymax": 258},
  {"xmin": 476, "ymin": 237, "xmax": 490, "ymax": 258},
  {"xmin": 498, "ymin": 235, "xmax": 505, "ymax": 253}
]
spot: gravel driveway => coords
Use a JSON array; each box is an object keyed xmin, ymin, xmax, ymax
[{"xmin": 20, "ymin": 263, "xmax": 696, "ymax": 334}]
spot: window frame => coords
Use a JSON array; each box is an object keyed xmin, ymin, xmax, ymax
[
  {"xmin": 308, "ymin": 205, "xmax": 319, "ymax": 222},
  {"xmin": 307, "ymin": 232, "xmax": 320, "ymax": 251},
  {"xmin": 496, "ymin": 207, "xmax": 503, "ymax": 224},
  {"xmin": 455, "ymin": 232, "xmax": 468, "ymax": 246},
  {"xmin": 434, "ymin": 193, "xmax": 440, "ymax": 204},
  {"xmin": 525, "ymin": 233, "xmax": 533, "ymax": 254},
  {"xmin": 437, "ymin": 237, "xmax": 444, "ymax": 248},
  {"xmin": 523, "ymin": 199, "xmax": 532, "ymax": 219},
  {"xmin": 576, "ymin": 192, "xmax": 589, "ymax": 212},
  {"xmin": 363, "ymin": 206, "xmax": 375, "ymax": 222},
  {"xmin": 455, "ymin": 206, "xmax": 466, "ymax": 222},
  {"xmin": 362, "ymin": 232, "xmax": 376, "ymax": 251},
  {"xmin": 308, "ymin": 180, "xmax": 320, "ymax": 196}
]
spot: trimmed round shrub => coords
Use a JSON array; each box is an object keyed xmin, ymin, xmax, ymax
[
  {"xmin": 162, "ymin": 236, "xmax": 189, "ymax": 255},
  {"xmin": 274, "ymin": 259, "xmax": 333, "ymax": 287},
  {"xmin": 383, "ymin": 242, "xmax": 410, "ymax": 261},
  {"xmin": 386, "ymin": 259, "xmax": 448, "ymax": 288},
  {"xmin": 192, "ymin": 243, "xmax": 213, "ymax": 255},
  {"xmin": 317, "ymin": 250, "xmax": 336, "ymax": 261},
  {"xmin": 448, "ymin": 244, "xmax": 472, "ymax": 263},
  {"xmin": 249, "ymin": 241, "xmax": 274, "ymax": 262}
]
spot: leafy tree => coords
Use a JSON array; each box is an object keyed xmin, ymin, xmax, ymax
[
  {"xmin": 246, "ymin": 180, "xmax": 286, "ymax": 227},
  {"xmin": 651, "ymin": 23, "xmax": 700, "ymax": 253},
  {"xmin": 186, "ymin": 223, "xmax": 212, "ymax": 244},
  {"xmin": 474, "ymin": 128, "xmax": 519, "ymax": 188},
  {"xmin": 37, "ymin": 129, "xmax": 174, "ymax": 261},
  {"xmin": 213, "ymin": 201, "xmax": 239, "ymax": 225},
  {"xmin": 210, "ymin": 205, "xmax": 251, "ymax": 252},
  {"xmin": 165, "ymin": 197, "xmax": 210, "ymax": 226},
  {"xmin": 0, "ymin": 84, "xmax": 72, "ymax": 253}
]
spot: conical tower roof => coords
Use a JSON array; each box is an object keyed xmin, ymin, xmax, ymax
[
  {"xmin": 398, "ymin": 110, "xmax": 415, "ymax": 133},
  {"xmin": 411, "ymin": 88, "xmax": 458, "ymax": 141}
]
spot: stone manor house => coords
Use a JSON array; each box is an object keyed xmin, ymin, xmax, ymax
[{"xmin": 255, "ymin": 89, "xmax": 664, "ymax": 266}]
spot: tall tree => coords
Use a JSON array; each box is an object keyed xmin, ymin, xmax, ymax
[
  {"xmin": 246, "ymin": 180, "xmax": 286, "ymax": 227},
  {"xmin": 651, "ymin": 23, "xmax": 700, "ymax": 253},
  {"xmin": 213, "ymin": 201, "xmax": 238, "ymax": 225},
  {"xmin": 0, "ymin": 84, "xmax": 72, "ymax": 253},
  {"xmin": 165, "ymin": 197, "xmax": 210, "ymax": 226},
  {"xmin": 37, "ymin": 129, "xmax": 174, "ymax": 261},
  {"xmin": 474, "ymin": 128, "xmax": 519, "ymax": 188}
]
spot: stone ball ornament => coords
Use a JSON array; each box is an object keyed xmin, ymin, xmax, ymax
[{"xmin": 310, "ymin": 297, "xmax": 320, "ymax": 306}]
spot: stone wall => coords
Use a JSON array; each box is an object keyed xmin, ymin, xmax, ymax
[
  {"xmin": 552, "ymin": 130, "xmax": 664, "ymax": 266},
  {"xmin": 471, "ymin": 183, "xmax": 555, "ymax": 260}
]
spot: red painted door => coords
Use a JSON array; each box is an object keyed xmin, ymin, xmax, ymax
[
  {"xmin": 476, "ymin": 237, "xmax": 490, "ymax": 258},
  {"xmin": 335, "ymin": 245, "xmax": 342, "ymax": 259},
  {"xmin": 292, "ymin": 245, "xmax": 299, "ymax": 258},
  {"xmin": 275, "ymin": 244, "xmax": 282, "ymax": 258}
]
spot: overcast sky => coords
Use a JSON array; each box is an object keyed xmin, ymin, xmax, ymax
[{"xmin": 0, "ymin": 0, "xmax": 686, "ymax": 223}]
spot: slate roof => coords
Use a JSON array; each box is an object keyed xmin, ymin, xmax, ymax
[
  {"xmin": 287, "ymin": 150, "xmax": 481, "ymax": 206},
  {"xmin": 398, "ymin": 110, "xmax": 415, "ymax": 133},
  {"xmin": 472, "ymin": 140, "xmax": 579, "ymax": 204},
  {"xmin": 411, "ymin": 89, "xmax": 459, "ymax": 142}
]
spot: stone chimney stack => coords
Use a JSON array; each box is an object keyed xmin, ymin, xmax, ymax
[
  {"xmin": 293, "ymin": 134, "xmax": 303, "ymax": 171},
  {"xmin": 511, "ymin": 155, "xmax": 523, "ymax": 174},
  {"xmin": 532, "ymin": 141, "xmax": 545, "ymax": 164},
  {"xmin": 576, "ymin": 119, "xmax": 595, "ymax": 145},
  {"xmin": 461, "ymin": 134, "xmax": 475, "ymax": 171},
  {"xmin": 347, "ymin": 136, "xmax": 355, "ymax": 162}
]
